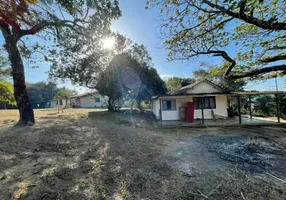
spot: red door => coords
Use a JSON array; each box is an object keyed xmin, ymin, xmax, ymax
[{"xmin": 186, "ymin": 102, "xmax": 194, "ymax": 123}]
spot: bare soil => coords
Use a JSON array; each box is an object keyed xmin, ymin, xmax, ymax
[{"xmin": 0, "ymin": 109, "xmax": 286, "ymax": 200}]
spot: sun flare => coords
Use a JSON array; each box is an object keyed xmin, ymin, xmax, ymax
[{"xmin": 103, "ymin": 37, "xmax": 115, "ymax": 50}]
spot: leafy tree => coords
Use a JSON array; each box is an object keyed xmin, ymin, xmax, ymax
[
  {"xmin": 0, "ymin": 54, "xmax": 10, "ymax": 80},
  {"xmin": 0, "ymin": 0, "xmax": 121, "ymax": 125},
  {"xmin": 26, "ymin": 81, "xmax": 59, "ymax": 108},
  {"xmin": 0, "ymin": 81, "xmax": 16, "ymax": 109},
  {"xmin": 133, "ymin": 67, "xmax": 167, "ymax": 110},
  {"xmin": 253, "ymin": 95, "xmax": 276, "ymax": 117},
  {"xmin": 147, "ymin": 0, "xmax": 286, "ymax": 80},
  {"xmin": 165, "ymin": 77, "xmax": 195, "ymax": 94},
  {"xmin": 53, "ymin": 88, "xmax": 77, "ymax": 107},
  {"xmin": 50, "ymin": 33, "xmax": 167, "ymax": 111},
  {"xmin": 95, "ymin": 55, "xmax": 127, "ymax": 111}
]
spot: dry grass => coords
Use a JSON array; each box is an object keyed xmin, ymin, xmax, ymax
[{"xmin": 0, "ymin": 109, "xmax": 286, "ymax": 199}]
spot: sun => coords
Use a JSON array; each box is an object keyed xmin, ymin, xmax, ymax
[{"xmin": 103, "ymin": 37, "xmax": 115, "ymax": 50}]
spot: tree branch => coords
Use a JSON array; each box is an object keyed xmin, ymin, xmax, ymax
[
  {"xmin": 260, "ymin": 54, "xmax": 286, "ymax": 63},
  {"xmin": 202, "ymin": 0, "xmax": 286, "ymax": 30},
  {"xmin": 190, "ymin": 50, "xmax": 236, "ymax": 76},
  {"xmin": 229, "ymin": 65, "xmax": 286, "ymax": 79}
]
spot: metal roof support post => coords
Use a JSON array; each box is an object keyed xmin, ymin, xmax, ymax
[
  {"xmin": 160, "ymin": 99, "xmax": 163, "ymax": 126},
  {"xmin": 237, "ymin": 96, "xmax": 242, "ymax": 124},
  {"xmin": 201, "ymin": 98, "xmax": 204, "ymax": 125},
  {"xmin": 249, "ymin": 96, "xmax": 252, "ymax": 119},
  {"xmin": 275, "ymin": 94, "xmax": 281, "ymax": 123}
]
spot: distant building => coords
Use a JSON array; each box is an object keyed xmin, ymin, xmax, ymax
[{"xmin": 70, "ymin": 91, "xmax": 108, "ymax": 108}]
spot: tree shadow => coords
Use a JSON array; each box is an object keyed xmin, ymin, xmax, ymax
[{"xmin": 0, "ymin": 112, "xmax": 192, "ymax": 199}]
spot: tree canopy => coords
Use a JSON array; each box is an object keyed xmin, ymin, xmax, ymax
[
  {"xmin": 147, "ymin": 0, "xmax": 286, "ymax": 80},
  {"xmin": 26, "ymin": 81, "xmax": 59, "ymax": 108},
  {"xmin": 165, "ymin": 77, "xmax": 195, "ymax": 94},
  {"xmin": 0, "ymin": 0, "xmax": 121, "ymax": 125}
]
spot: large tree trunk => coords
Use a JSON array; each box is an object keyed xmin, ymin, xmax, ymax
[
  {"xmin": 136, "ymin": 99, "xmax": 143, "ymax": 111},
  {"xmin": 107, "ymin": 99, "xmax": 114, "ymax": 111},
  {"xmin": 5, "ymin": 38, "xmax": 35, "ymax": 126}
]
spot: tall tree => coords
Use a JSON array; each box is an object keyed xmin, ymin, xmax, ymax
[
  {"xmin": 26, "ymin": 81, "xmax": 59, "ymax": 108},
  {"xmin": 147, "ymin": 0, "xmax": 286, "ymax": 80},
  {"xmin": 95, "ymin": 54, "xmax": 127, "ymax": 111},
  {"xmin": 50, "ymin": 33, "xmax": 167, "ymax": 110},
  {"xmin": 0, "ymin": 0, "xmax": 121, "ymax": 125}
]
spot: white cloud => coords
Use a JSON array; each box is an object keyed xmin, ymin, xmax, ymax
[{"xmin": 160, "ymin": 74, "xmax": 174, "ymax": 80}]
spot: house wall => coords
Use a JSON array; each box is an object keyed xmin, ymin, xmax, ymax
[
  {"xmin": 151, "ymin": 99, "xmax": 160, "ymax": 119},
  {"xmin": 159, "ymin": 95, "xmax": 228, "ymax": 120},
  {"xmin": 50, "ymin": 100, "xmax": 67, "ymax": 108},
  {"xmin": 186, "ymin": 82, "xmax": 222, "ymax": 94},
  {"xmin": 194, "ymin": 95, "xmax": 228, "ymax": 119},
  {"xmin": 71, "ymin": 93, "xmax": 108, "ymax": 108}
]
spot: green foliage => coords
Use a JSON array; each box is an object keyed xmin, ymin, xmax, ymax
[
  {"xmin": 50, "ymin": 32, "xmax": 167, "ymax": 111},
  {"xmin": 165, "ymin": 77, "xmax": 195, "ymax": 94},
  {"xmin": 95, "ymin": 55, "xmax": 127, "ymax": 111},
  {"xmin": 0, "ymin": 54, "xmax": 10, "ymax": 80},
  {"xmin": 53, "ymin": 88, "xmax": 76, "ymax": 100},
  {"xmin": 253, "ymin": 95, "xmax": 277, "ymax": 117},
  {"xmin": 149, "ymin": 0, "xmax": 286, "ymax": 79},
  {"xmin": 0, "ymin": 81, "xmax": 16, "ymax": 105},
  {"xmin": 27, "ymin": 82, "xmax": 59, "ymax": 108}
]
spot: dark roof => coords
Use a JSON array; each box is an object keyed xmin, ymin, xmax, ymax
[{"xmin": 172, "ymin": 79, "xmax": 228, "ymax": 95}]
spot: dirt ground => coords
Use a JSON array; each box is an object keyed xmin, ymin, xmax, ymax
[{"xmin": 0, "ymin": 109, "xmax": 286, "ymax": 200}]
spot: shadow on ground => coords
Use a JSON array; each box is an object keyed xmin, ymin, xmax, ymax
[{"xmin": 0, "ymin": 110, "xmax": 286, "ymax": 199}]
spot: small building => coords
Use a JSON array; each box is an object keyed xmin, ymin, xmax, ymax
[
  {"xmin": 151, "ymin": 79, "xmax": 283, "ymax": 125},
  {"xmin": 152, "ymin": 80, "xmax": 229, "ymax": 122},
  {"xmin": 70, "ymin": 91, "xmax": 108, "ymax": 108},
  {"xmin": 49, "ymin": 99, "xmax": 68, "ymax": 108}
]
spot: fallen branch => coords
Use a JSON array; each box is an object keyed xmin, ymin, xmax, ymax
[
  {"xmin": 197, "ymin": 189, "xmax": 209, "ymax": 199},
  {"xmin": 240, "ymin": 191, "xmax": 246, "ymax": 200},
  {"xmin": 265, "ymin": 172, "xmax": 286, "ymax": 184}
]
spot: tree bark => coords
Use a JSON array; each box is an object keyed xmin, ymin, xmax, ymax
[
  {"xmin": 107, "ymin": 99, "xmax": 114, "ymax": 111},
  {"xmin": 136, "ymin": 99, "xmax": 143, "ymax": 111},
  {"xmin": 4, "ymin": 34, "xmax": 35, "ymax": 125}
]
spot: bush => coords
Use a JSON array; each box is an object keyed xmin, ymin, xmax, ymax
[{"xmin": 227, "ymin": 107, "xmax": 237, "ymax": 118}]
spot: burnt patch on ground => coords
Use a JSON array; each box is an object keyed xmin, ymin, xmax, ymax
[{"xmin": 202, "ymin": 136, "xmax": 286, "ymax": 173}]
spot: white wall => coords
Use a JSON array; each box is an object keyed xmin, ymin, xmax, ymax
[
  {"xmin": 50, "ymin": 100, "xmax": 67, "ymax": 108},
  {"xmin": 193, "ymin": 95, "xmax": 227, "ymax": 119},
  {"xmin": 152, "ymin": 99, "xmax": 160, "ymax": 119},
  {"xmin": 74, "ymin": 93, "xmax": 108, "ymax": 108},
  {"xmin": 186, "ymin": 82, "xmax": 223, "ymax": 94},
  {"xmin": 158, "ymin": 95, "xmax": 228, "ymax": 120},
  {"xmin": 161, "ymin": 97, "xmax": 190, "ymax": 120}
]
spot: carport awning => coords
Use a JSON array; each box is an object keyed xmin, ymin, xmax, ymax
[
  {"xmin": 152, "ymin": 91, "xmax": 284, "ymax": 100},
  {"xmin": 228, "ymin": 91, "xmax": 283, "ymax": 96}
]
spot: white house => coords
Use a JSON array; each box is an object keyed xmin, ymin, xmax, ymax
[
  {"xmin": 151, "ymin": 79, "xmax": 229, "ymax": 122},
  {"xmin": 70, "ymin": 91, "xmax": 108, "ymax": 108}
]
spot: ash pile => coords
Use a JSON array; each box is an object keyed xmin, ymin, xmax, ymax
[{"xmin": 202, "ymin": 136, "xmax": 286, "ymax": 173}]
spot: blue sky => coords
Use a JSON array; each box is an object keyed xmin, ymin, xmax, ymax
[{"xmin": 0, "ymin": 0, "xmax": 285, "ymax": 92}]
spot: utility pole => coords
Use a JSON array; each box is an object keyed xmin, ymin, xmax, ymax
[{"xmin": 275, "ymin": 76, "xmax": 278, "ymax": 91}]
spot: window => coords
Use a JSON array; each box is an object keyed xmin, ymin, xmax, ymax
[
  {"xmin": 95, "ymin": 97, "xmax": 100, "ymax": 103},
  {"xmin": 193, "ymin": 97, "xmax": 216, "ymax": 109},
  {"xmin": 162, "ymin": 100, "xmax": 176, "ymax": 110}
]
